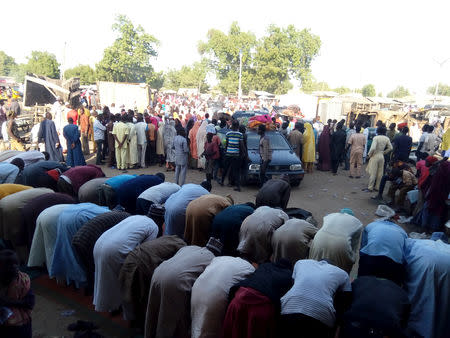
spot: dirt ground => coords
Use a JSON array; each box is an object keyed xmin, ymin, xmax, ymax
[{"xmin": 31, "ymin": 157, "xmax": 393, "ymax": 337}]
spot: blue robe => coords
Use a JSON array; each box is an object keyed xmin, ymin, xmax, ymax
[
  {"xmin": 50, "ymin": 203, "xmax": 109, "ymax": 287},
  {"xmin": 39, "ymin": 119, "xmax": 64, "ymax": 162},
  {"xmin": 164, "ymin": 184, "xmax": 209, "ymax": 238},
  {"xmin": 210, "ymin": 204, "xmax": 255, "ymax": 256},
  {"xmin": 63, "ymin": 123, "xmax": 85, "ymax": 167},
  {"xmin": 404, "ymin": 239, "xmax": 450, "ymax": 338},
  {"xmin": 116, "ymin": 175, "xmax": 163, "ymax": 213}
]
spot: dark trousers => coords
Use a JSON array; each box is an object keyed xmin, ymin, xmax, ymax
[
  {"xmin": 377, "ymin": 175, "xmax": 390, "ymax": 198},
  {"xmin": 136, "ymin": 198, "xmax": 153, "ymax": 216},
  {"xmin": 344, "ymin": 147, "xmax": 351, "ymax": 170},
  {"xmin": 57, "ymin": 178, "xmax": 75, "ymax": 197},
  {"xmin": 331, "ymin": 159, "xmax": 340, "ymax": 174},
  {"xmin": 222, "ymin": 155, "xmax": 241, "ymax": 188},
  {"xmin": 358, "ymin": 252, "xmax": 405, "ymax": 286},
  {"xmin": 279, "ymin": 313, "xmax": 334, "ymax": 338},
  {"xmin": 95, "ymin": 139, "xmax": 104, "ymax": 164},
  {"xmin": 260, "ymin": 160, "xmax": 270, "ymax": 185}
]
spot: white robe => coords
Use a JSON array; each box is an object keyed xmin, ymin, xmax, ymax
[
  {"xmin": 28, "ymin": 204, "xmax": 73, "ymax": 271},
  {"xmin": 93, "ymin": 215, "xmax": 158, "ymax": 312},
  {"xmin": 127, "ymin": 122, "xmax": 138, "ymax": 166},
  {"xmin": 191, "ymin": 257, "xmax": 255, "ymax": 338}
]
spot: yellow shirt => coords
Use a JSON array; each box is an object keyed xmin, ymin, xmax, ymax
[
  {"xmin": 0, "ymin": 184, "xmax": 32, "ymax": 200},
  {"xmin": 112, "ymin": 122, "xmax": 129, "ymax": 148}
]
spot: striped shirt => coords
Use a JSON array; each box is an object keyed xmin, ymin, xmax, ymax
[
  {"xmin": 280, "ymin": 259, "xmax": 351, "ymax": 327},
  {"xmin": 225, "ymin": 131, "xmax": 243, "ymax": 156}
]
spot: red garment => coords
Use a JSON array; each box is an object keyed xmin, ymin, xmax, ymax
[
  {"xmin": 67, "ymin": 109, "xmax": 78, "ymax": 124},
  {"xmin": 62, "ymin": 164, "xmax": 105, "ymax": 193},
  {"xmin": 416, "ymin": 160, "xmax": 428, "ymax": 188},
  {"xmin": 204, "ymin": 140, "xmax": 220, "ymax": 160},
  {"xmin": 222, "ymin": 287, "xmax": 276, "ymax": 338}
]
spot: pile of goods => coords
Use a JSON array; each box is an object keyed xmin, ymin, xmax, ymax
[{"xmin": 247, "ymin": 114, "xmax": 277, "ymax": 130}]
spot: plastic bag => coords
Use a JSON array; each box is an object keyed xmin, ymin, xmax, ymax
[{"xmin": 375, "ymin": 205, "xmax": 396, "ymax": 218}]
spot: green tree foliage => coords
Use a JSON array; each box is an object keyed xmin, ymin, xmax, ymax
[
  {"xmin": 9, "ymin": 64, "xmax": 27, "ymax": 83},
  {"xmin": 198, "ymin": 22, "xmax": 256, "ymax": 95},
  {"xmin": 148, "ymin": 71, "xmax": 165, "ymax": 90},
  {"xmin": 0, "ymin": 51, "xmax": 17, "ymax": 76},
  {"xmin": 361, "ymin": 84, "xmax": 376, "ymax": 97},
  {"xmin": 253, "ymin": 25, "xmax": 320, "ymax": 94},
  {"xmin": 97, "ymin": 15, "xmax": 159, "ymax": 83},
  {"xmin": 334, "ymin": 86, "xmax": 351, "ymax": 95},
  {"xmin": 164, "ymin": 61, "xmax": 209, "ymax": 93},
  {"xmin": 301, "ymin": 79, "xmax": 330, "ymax": 93},
  {"xmin": 26, "ymin": 51, "xmax": 60, "ymax": 78},
  {"xmin": 387, "ymin": 86, "xmax": 410, "ymax": 98},
  {"xmin": 199, "ymin": 23, "xmax": 320, "ymax": 95},
  {"xmin": 427, "ymin": 83, "xmax": 450, "ymax": 96},
  {"xmin": 64, "ymin": 64, "xmax": 96, "ymax": 84}
]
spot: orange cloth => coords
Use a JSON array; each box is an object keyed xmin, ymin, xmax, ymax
[
  {"xmin": 67, "ymin": 109, "xmax": 78, "ymax": 124},
  {"xmin": 189, "ymin": 121, "xmax": 201, "ymax": 159},
  {"xmin": 0, "ymin": 184, "xmax": 32, "ymax": 200},
  {"xmin": 79, "ymin": 113, "xmax": 90, "ymax": 133},
  {"xmin": 148, "ymin": 123, "xmax": 156, "ymax": 141}
]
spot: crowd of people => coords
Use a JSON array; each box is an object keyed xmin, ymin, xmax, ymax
[{"xmin": 0, "ymin": 92, "xmax": 449, "ymax": 338}]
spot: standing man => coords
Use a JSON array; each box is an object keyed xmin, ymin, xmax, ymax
[
  {"xmin": 126, "ymin": 115, "xmax": 138, "ymax": 169},
  {"xmin": 38, "ymin": 112, "xmax": 64, "ymax": 162},
  {"xmin": 107, "ymin": 114, "xmax": 117, "ymax": 168},
  {"xmin": 93, "ymin": 113, "xmax": 106, "ymax": 165},
  {"xmin": 112, "ymin": 115, "xmax": 129, "ymax": 171},
  {"xmin": 288, "ymin": 122, "xmax": 303, "ymax": 160},
  {"xmin": 258, "ymin": 124, "xmax": 272, "ymax": 186},
  {"xmin": 147, "ymin": 117, "xmax": 157, "ymax": 165},
  {"xmin": 6, "ymin": 111, "xmax": 25, "ymax": 151},
  {"xmin": 392, "ymin": 126, "xmax": 412, "ymax": 162},
  {"xmin": 63, "ymin": 117, "xmax": 86, "ymax": 167},
  {"xmin": 79, "ymin": 108, "xmax": 90, "ymax": 155},
  {"xmin": 330, "ymin": 122, "xmax": 347, "ymax": 175},
  {"xmin": 344, "ymin": 122, "xmax": 355, "ymax": 171},
  {"xmin": 7, "ymin": 93, "xmax": 21, "ymax": 116},
  {"xmin": 220, "ymin": 120, "xmax": 244, "ymax": 192},
  {"xmin": 347, "ymin": 125, "xmax": 366, "ymax": 178},
  {"xmin": 364, "ymin": 125, "xmax": 392, "ymax": 192},
  {"xmin": 135, "ymin": 114, "xmax": 147, "ymax": 168}
]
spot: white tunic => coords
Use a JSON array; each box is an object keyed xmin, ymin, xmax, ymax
[
  {"xmin": 93, "ymin": 215, "xmax": 158, "ymax": 312},
  {"xmin": 28, "ymin": 204, "xmax": 73, "ymax": 272},
  {"xmin": 137, "ymin": 182, "xmax": 180, "ymax": 204},
  {"xmin": 191, "ymin": 256, "xmax": 255, "ymax": 338}
]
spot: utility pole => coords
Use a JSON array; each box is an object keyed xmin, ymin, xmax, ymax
[
  {"xmin": 432, "ymin": 57, "xmax": 450, "ymax": 107},
  {"xmin": 62, "ymin": 41, "xmax": 67, "ymax": 81},
  {"xmin": 238, "ymin": 49, "xmax": 243, "ymax": 100}
]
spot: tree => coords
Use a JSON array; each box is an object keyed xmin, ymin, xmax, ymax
[
  {"xmin": 0, "ymin": 51, "xmax": 17, "ymax": 76},
  {"xmin": 148, "ymin": 71, "xmax": 165, "ymax": 90},
  {"xmin": 333, "ymin": 86, "xmax": 351, "ymax": 95},
  {"xmin": 252, "ymin": 25, "xmax": 320, "ymax": 94},
  {"xmin": 301, "ymin": 78, "xmax": 330, "ymax": 93},
  {"xmin": 97, "ymin": 15, "xmax": 159, "ymax": 83},
  {"xmin": 25, "ymin": 51, "xmax": 60, "ymax": 78},
  {"xmin": 9, "ymin": 64, "xmax": 27, "ymax": 83},
  {"xmin": 164, "ymin": 61, "xmax": 209, "ymax": 93},
  {"xmin": 387, "ymin": 86, "xmax": 410, "ymax": 98},
  {"xmin": 361, "ymin": 84, "xmax": 376, "ymax": 97},
  {"xmin": 427, "ymin": 83, "xmax": 450, "ymax": 96},
  {"xmin": 64, "ymin": 64, "xmax": 96, "ymax": 84},
  {"xmin": 198, "ymin": 22, "xmax": 256, "ymax": 95}
]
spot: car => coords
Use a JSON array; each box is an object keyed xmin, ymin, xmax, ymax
[{"xmin": 218, "ymin": 128, "xmax": 305, "ymax": 187}]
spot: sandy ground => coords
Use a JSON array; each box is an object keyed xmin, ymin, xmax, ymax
[{"xmin": 31, "ymin": 156, "xmax": 391, "ymax": 337}]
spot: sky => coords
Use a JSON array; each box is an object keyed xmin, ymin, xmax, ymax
[{"xmin": 3, "ymin": 0, "xmax": 450, "ymax": 95}]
